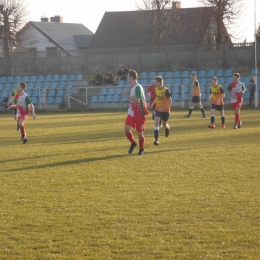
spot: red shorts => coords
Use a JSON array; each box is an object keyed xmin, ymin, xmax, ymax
[
  {"xmin": 18, "ymin": 115, "xmax": 29, "ymax": 121},
  {"xmin": 232, "ymin": 101, "xmax": 243, "ymax": 110},
  {"xmin": 125, "ymin": 114, "xmax": 146, "ymax": 132}
]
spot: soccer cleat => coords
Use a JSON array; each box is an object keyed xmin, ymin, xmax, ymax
[
  {"xmin": 138, "ymin": 149, "xmax": 144, "ymax": 156},
  {"xmin": 165, "ymin": 127, "xmax": 170, "ymax": 137},
  {"xmin": 128, "ymin": 143, "xmax": 137, "ymax": 154},
  {"xmin": 222, "ymin": 124, "xmax": 225, "ymax": 129},
  {"xmin": 154, "ymin": 140, "xmax": 159, "ymax": 146},
  {"xmin": 23, "ymin": 138, "xmax": 28, "ymax": 144},
  {"xmin": 208, "ymin": 124, "xmax": 215, "ymax": 129},
  {"xmin": 238, "ymin": 121, "xmax": 242, "ymax": 128},
  {"xmin": 233, "ymin": 125, "xmax": 238, "ymax": 129},
  {"xmin": 21, "ymin": 135, "xmax": 25, "ymax": 141},
  {"xmin": 184, "ymin": 115, "xmax": 190, "ymax": 118},
  {"xmin": 202, "ymin": 114, "xmax": 207, "ymax": 118}
]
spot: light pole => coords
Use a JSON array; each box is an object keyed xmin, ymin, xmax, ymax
[{"xmin": 254, "ymin": 0, "xmax": 259, "ymax": 108}]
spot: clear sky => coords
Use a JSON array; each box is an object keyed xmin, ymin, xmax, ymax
[{"xmin": 26, "ymin": 0, "xmax": 259, "ymax": 43}]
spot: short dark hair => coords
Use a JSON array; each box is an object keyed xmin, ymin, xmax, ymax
[
  {"xmin": 154, "ymin": 76, "xmax": 163, "ymax": 85},
  {"xmin": 233, "ymin": 73, "xmax": 240, "ymax": 78},
  {"xmin": 18, "ymin": 82, "xmax": 27, "ymax": 90},
  {"xmin": 211, "ymin": 76, "xmax": 218, "ymax": 81},
  {"xmin": 128, "ymin": 70, "xmax": 138, "ymax": 80}
]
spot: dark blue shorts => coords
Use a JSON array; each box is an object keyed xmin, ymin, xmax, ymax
[
  {"xmin": 191, "ymin": 96, "xmax": 201, "ymax": 103},
  {"xmin": 211, "ymin": 104, "xmax": 224, "ymax": 111},
  {"xmin": 12, "ymin": 108, "xmax": 17, "ymax": 115},
  {"xmin": 154, "ymin": 111, "xmax": 170, "ymax": 122}
]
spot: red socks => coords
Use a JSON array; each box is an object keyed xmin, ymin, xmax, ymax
[
  {"xmin": 139, "ymin": 138, "xmax": 145, "ymax": 150},
  {"xmin": 235, "ymin": 114, "xmax": 240, "ymax": 124},
  {"xmin": 126, "ymin": 132, "xmax": 135, "ymax": 144}
]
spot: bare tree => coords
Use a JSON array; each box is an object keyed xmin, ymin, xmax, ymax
[
  {"xmin": 198, "ymin": 0, "xmax": 245, "ymax": 44},
  {"xmin": 0, "ymin": 0, "xmax": 28, "ymax": 53},
  {"xmin": 256, "ymin": 24, "xmax": 260, "ymax": 43}
]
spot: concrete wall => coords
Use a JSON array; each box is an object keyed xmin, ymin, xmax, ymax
[{"xmin": 0, "ymin": 43, "xmax": 259, "ymax": 77}]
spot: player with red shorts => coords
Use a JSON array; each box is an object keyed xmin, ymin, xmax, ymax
[
  {"xmin": 226, "ymin": 73, "xmax": 246, "ymax": 129},
  {"xmin": 8, "ymin": 82, "xmax": 36, "ymax": 143},
  {"xmin": 123, "ymin": 70, "xmax": 149, "ymax": 155}
]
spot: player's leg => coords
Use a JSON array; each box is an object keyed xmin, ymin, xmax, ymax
[
  {"xmin": 208, "ymin": 106, "xmax": 216, "ymax": 128},
  {"xmin": 125, "ymin": 115, "xmax": 137, "ymax": 153},
  {"xmin": 198, "ymin": 101, "xmax": 206, "ymax": 118},
  {"xmin": 13, "ymin": 108, "xmax": 19, "ymax": 131},
  {"xmin": 136, "ymin": 117, "xmax": 146, "ymax": 155},
  {"xmin": 184, "ymin": 101, "xmax": 194, "ymax": 118},
  {"xmin": 153, "ymin": 114, "xmax": 161, "ymax": 145},
  {"xmin": 161, "ymin": 112, "xmax": 170, "ymax": 137},
  {"xmin": 233, "ymin": 104, "xmax": 241, "ymax": 129},
  {"xmin": 18, "ymin": 117, "xmax": 28, "ymax": 143},
  {"xmin": 219, "ymin": 106, "xmax": 225, "ymax": 128}
]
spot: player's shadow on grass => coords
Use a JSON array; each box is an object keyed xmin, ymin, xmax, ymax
[{"xmin": 1, "ymin": 149, "xmax": 174, "ymax": 173}]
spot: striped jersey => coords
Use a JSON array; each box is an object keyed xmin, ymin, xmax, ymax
[{"xmin": 14, "ymin": 93, "xmax": 32, "ymax": 117}]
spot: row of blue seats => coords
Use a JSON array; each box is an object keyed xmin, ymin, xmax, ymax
[
  {"xmin": 90, "ymin": 91, "xmax": 253, "ymax": 103},
  {"xmin": 0, "ymin": 81, "xmax": 74, "ymax": 90},
  {"xmin": 118, "ymin": 76, "xmax": 259, "ymax": 87},
  {"xmin": 0, "ymin": 74, "xmax": 83, "ymax": 84},
  {"xmin": 139, "ymin": 69, "xmax": 259, "ymax": 79},
  {"xmin": 0, "ymin": 89, "xmax": 69, "ymax": 98}
]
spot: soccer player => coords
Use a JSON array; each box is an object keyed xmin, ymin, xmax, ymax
[
  {"xmin": 8, "ymin": 82, "xmax": 36, "ymax": 144},
  {"xmin": 123, "ymin": 70, "xmax": 149, "ymax": 155},
  {"xmin": 184, "ymin": 73, "xmax": 206, "ymax": 118},
  {"xmin": 150, "ymin": 76, "xmax": 172, "ymax": 145},
  {"xmin": 7, "ymin": 88, "xmax": 19, "ymax": 131},
  {"xmin": 146, "ymin": 82, "xmax": 156, "ymax": 119},
  {"xmin": 208, "ymin": 77, "xmax": 225, "ymax": 129},
  {"xmin": 226, "ymin": 73, "xmax": 246, "ymax": 129}
]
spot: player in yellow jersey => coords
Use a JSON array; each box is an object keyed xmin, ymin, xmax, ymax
[
  {"xmin": 208, "ymin": 77, "xmax": 225, "ymax": 129},
  {"xmin": 184, "ymin": 73, "xmax": 206, "ymax": 118},
  {"xmin": 7, "ymin": 89, "xmax": 19, "ymax": 131},
  {"xmin": 150, "ymin": 76, "xmax": 172, "ymax": 146}
]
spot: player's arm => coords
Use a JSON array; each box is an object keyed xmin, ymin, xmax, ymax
[
  {"xmin": 29, "ymin": 103, "xmax": 36, "ymax": 119},
  {"xmin": 157, "ymin": 89, "xmax": 172, "ymax": 112},
  {"xmin": 226, "ymin": 84, "xmax": 232, "ymax": 96},
  {"xmin": 241, "ymin": 83, "xmax": 246, "ymax": 94},
  {"xmin": 217, "ymin": 87, "xmax": 225, "ymax": 104},
  {"xmin": 150, "ymin": 97, "xmax": 156, "ymax": 108},
  {"xmin": 7, "ymin": 96, "xmax": 14, "ymax": 106},
  {"xmin": 195, "ymin": 81, "xmax": 201, "ymax": 96},
  {"xmin": 123, "ymin": 86, "xmax": 141, "ymax": 104},
  {"xmin": 7, "ymin": 95, "xmax": 17, "ymax": 110},
  {"xmin": 209, "ymin": 89, "xmax": 213, "ymax": 102}
]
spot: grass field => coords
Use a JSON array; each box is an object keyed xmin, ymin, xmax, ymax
[{"xmin": 1, "ymin": 108, "xmax": 260, "ymax": 259}]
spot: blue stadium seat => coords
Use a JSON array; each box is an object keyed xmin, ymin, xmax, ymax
[
  {"xmin": 0, "ymin": 84, "xmax": 3, "ymax": 90},
  {"xmin": 200, "ymin": 85, "xmax": 206, "ymax": 93},
  {"xmin": 22, "ymin": 76, "xmax": 29, "ymax": 82},
  {"xmin": 67, "ymin": 82, "xmax": 74, "ymax": 88},
  {"xmin": 172, "ymin": 94, "xmax": 179, "ymax": 101},
  {"xmin": 105, "ymin": 95, "xmax": 112, "ymax": 102},
  {"xmin": 125, "ymin": 81, "xmax": 131, "ymax": 87},
  {"xmin": 75, "ymin": 74, "xmax": 83, "ymax": 81},
  {"xmin": 50, "ymin": 81, "xmax": 58, "ymax": 88},
  {"xmin": 68, "ymin": 74, "xmax": 75, "ymax": 81},
  {"xmin": 148, "ymin": 79, "xmax": 154, "ymax": 85},
  {"xmin": 207, "ymin": 70, "xmax": 214, "ymax": 77},
  {"xmin": 182, "ymin": 85, "xmax": 189, "ymax": 93},
  {"xmin": 251, "ymin": 69, "xmax": 259, "ymax": 75},
  {"xmin": 165, "ymin": 79, "xmax": 173, "ymax": 86},
  {"xmin": 243, "ymin": 91, "xmax": 250, "ymax": 99},
  {"xmin": 173, "ymin": 78, "xmax": 181, "ymax": 85},
  {"xmin": 115, "ymin": 88, "xmax": 122, "ymax": 95},
  {"xmin": 147, "ymin": 72, "xmax": 156, "ymax": 79},
  {"xmin": 157, "ymin": 72, "xmax": 164, "ymax": 77},
  {"xmin": 0, "ymin": 90, "xmax": 8, "ymax": 98},
  {"xmin": 45, "ymin": 75, "xmax": 52, "ymax": 81},
  {"xmin": 4, "ymin": 84, "xmax": 11, "ymax": 90},
  {"xmin": 139, "ymin": 72, "xmax": 147, "ymax": 79},
  {"xmin": 225, "ymin": 77, "xmax": 233, "ymax": 84},
  {"xmin": 26, "ymin": 90, "xmax": 32, "ymax": 97},
  {"xmin": 58, "ymin": 82, "xmax": 66, "ymax": 88},
  {"xmin": 30, "ymin": 76, "xmax": 37, "ymax": 82},
  {"xmin": 224, "ymin": 69, "xmax": 232, "ymax": 77},
  {"xmin": 165, "ymin": 71, "xmax": 173, "ymax": 78},
  {"xmin": 181, "ymin": 71, "xmax": 189, "ymax": 78},
  {"xmin": 140, "ymin": 79, "xmax": 148, "ymax": 86},
  {"xmin": 189, "ymin": 86, "xmax": 194, "ymax": 93},
  {"xmin": 42, "ymin": 82, "xmax": 50, "ymax": 89},
  {"xmin": 32, "ymin": 89, "xmax": 39, "ymax": 97},
  {"xmin": 90, "ymin": 96, "xmax": 98, "ymax": 103},
  {"xmin": 31, "ymin": 97, "xmax": 38, "ymax": 104},
  {"xmin": 117, "ymin": 80, "xmax": 125, "ymax": 87},
  {"xmin": 27, "ymin": 83, "xmax": 34, "ymax": 89},
  {"xmin": 53, "ymin": 75, "xmax": 59, "ymax": 81},
  {"xmin": 14, "ymin": 76, "xmax": 21, "ymax": 83},
  {"xmin": 60, "ymin": 74, "xmax": 68, "ymax": 81},
  {"xmin": 198, "ymin": 70, "xmax": 206, "ymax": 77},
  {"xmin": 0, "ymin": 77, "xmax": 6, "ymax": 83},
  {"xmin": 35, "ymin": 82, "xmax": 42, "ymax": 89},
  {"xmin": 98, "ymin": 95, "xmax": 105, "ymax": 102},
  {"xmin": 173, "ymin": 71, "xmax": 180, "ymax": 78},
  {"xmin": 216, "ymin": 70, "xmax": 223, "ymax": 77},
  {"xmin": 112, "ymin": 94, "xmax": 120, "ymax": 102},
  {"xmin": 172, "ymin": 86, "xmax": 179, "ymax": 93},
  {"xmin": 47, "ymin": 97, "xmax": 54, "ymax": 104},
  {"xmin": 56, "ymin": 89, "xmax": 64, "ymax": 96},
  {"xmin": 243, "ymin": 76, "xmax": 250, "ymax": 84},
  {"xmin": 201, "ymin": 93, "xmax": 206, "ymax": 100},
  {"xmin": 120, "ymin": 95, "xmax": 128, "ymax": 102},
  {"xmin": 37, "ymin": 75, "xmax": 44, "ymax": 82},
  {"xmin": 11, "ymin": 83, "xmax": 17, "ymax": 90},
  {"xmin": 48, "ymin": 89, "xmax": 55, "ymax": 96},
  {"xmin": 107, "ymin": 88, "xmax": 115, "ymax": 95},
  {"xmin": 200, "ymin": 78, "xmax": 208, "ymax": 85},
  {"xmin": 218, "ymin": 77, "xmax": 225, "ymax": 84},
  {"xmin": 182, "ymin": 93, "xmax": 189, "ymax": 100},
  {"xmin": 100, "ymin": 88, "xmax": 107, "ymax": 95},
  {"xmin": 54, "ymin": 97, "xmax": 62, "ymax": 104},
  {"xmin": 182, "ymin": 78, "xmax": 190, "ymax": 85},
  {"xmin": 7, "ymin": 77, "xmax": 14, "ymax": 83}
]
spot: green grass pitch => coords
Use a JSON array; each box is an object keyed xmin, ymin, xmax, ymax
[{"xmin": 1, "ymin": 109, "xmax": 260, "ymax": 259}]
